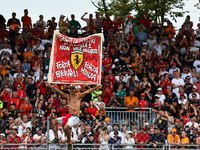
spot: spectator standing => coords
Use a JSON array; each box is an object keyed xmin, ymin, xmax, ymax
[
  {"xmin": 68, "ymin": 14, "xmax": 81, "ymax": 34},
  {"xmin": 21, "ymin": 9, "xmax": 32, "ymax": 29}
]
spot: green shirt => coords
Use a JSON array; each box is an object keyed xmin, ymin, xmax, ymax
[
  {"xmin": 91, "ymin": 90, "xmax": 102, "ymax": 102},
  {"xmin": 133, "ymin": 25, "xmax": 146, "ymax": 35},
  {"xmin": 68, "ymin": 20, "xmax": 81, "ymax": 34},
  {"xmin": 116, "ymin": 90, "xmax": 126, "ymax": 106}
]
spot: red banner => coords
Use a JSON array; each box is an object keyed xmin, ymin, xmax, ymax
[{"xmin": 48, "ymin": 31, "xmax": 103, "ymax": 84}]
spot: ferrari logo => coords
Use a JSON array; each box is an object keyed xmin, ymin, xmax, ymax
[{"xmin": 70, "ymin": 51, "xmax": 84, "ymax": 70}]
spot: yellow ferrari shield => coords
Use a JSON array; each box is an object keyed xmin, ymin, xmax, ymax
[{"xmin": 70, "ymin": 51, "xmax": 84, "ymax": 70}]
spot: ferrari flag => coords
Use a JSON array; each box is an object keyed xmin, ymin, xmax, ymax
[{"xmin": 48, "ymin": 31, "xmax": 103, "ymax": 84}]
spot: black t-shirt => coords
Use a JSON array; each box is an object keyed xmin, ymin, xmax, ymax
[
  {"xmin": 148, "ymin": 77, "xmax": 159, "ymax": 95},
  {"xmin": 119, "ymin": 51, "xmax": 130, "ymax": 66},
  {"xmin": 80, "ymin": 105, "xmax": 87, "ymax": 120},
  {"xmin": 26, "ymin": 84, "xmax": 36, "ymax": 99},
  {"xmin": 113, "ymin": 81, "xmax": 126, "ymax": 91},
  {"xmin": 182, "ymin": 52, "xmax": 193, "ymax": 66},
  {"xmin": 7, "ymin": 18, "xmax": 21, "ymax": 26},
  {"xmin": 184, "ymin": 83, "xmax": 193, "ymax": 96}
]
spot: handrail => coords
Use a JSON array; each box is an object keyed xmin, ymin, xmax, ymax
[{"xmin": 105, "ymin": 107, "xmax": 152, "ymax": 110}]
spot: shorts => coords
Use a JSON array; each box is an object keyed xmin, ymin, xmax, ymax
[{"xmin": 57, "ymin": 114, "xmax": 80, "ymax": 127}]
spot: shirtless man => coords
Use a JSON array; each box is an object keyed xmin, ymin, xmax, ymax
[{"xmin": 46, "ymin": 82, "xmax": 101, "ymax": 149}]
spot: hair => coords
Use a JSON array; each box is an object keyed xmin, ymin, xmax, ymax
[
  {"xmin": 89, "ymin": 100, "xmax": 94, "ymax": 108},
  {"xmin": 24, "ymin": 96, "xmax": 30, "ymax": 103}
]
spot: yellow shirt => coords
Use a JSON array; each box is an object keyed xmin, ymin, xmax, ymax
[
  {"xmin": 0, "ymin": 65, "xmax": 10, "ymax": 75},
  {"xmin": 23, "ymin": 52, "xmax": 34, "ymax": 60},
  {"xmin": 167, "ymin": 134, "xmax": 180, "ymax": 144}
]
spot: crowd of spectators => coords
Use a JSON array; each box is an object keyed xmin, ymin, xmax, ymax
[{"xmin": 1, "ymin": 9, "xmax": 200, "ymax": 149}]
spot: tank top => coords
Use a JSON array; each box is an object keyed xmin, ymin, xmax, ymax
[
  {"xmin": 21, "ymin": 103, "xmax": 32, "ymax": 116},
  {"xmin": 23, "ymin": 63, "xmax": 30, "ymax": 72}
]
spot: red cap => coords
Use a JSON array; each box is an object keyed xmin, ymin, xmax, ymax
[
  {"xmin": 42, "ymin": 117, "xmax": 46, "ymax": 120},
  {"xmin": 180, "ymin": 92, "xmax": 184, "ymax": 96},
  {"xmin": 175, "ymin": 119, "xmax": 181, "ymax": 123},
  {"xmin": 48, "ymin": 98, "xmax": 52, "ymax": 103},
  {"xmin": 127, "ymin": 15, "xmax": 132, "ymax": 18},
  {"xmin": 141, "ymin": 93, "xmax": 145, "ymax": 97},
  {"xmin": 162, "ymin": 65, "xmax": 166, "ymax": 68},
  {"xmin": 161, "ymin": 130, "xmax": 165, "ymax": 133},
  {"xmin": 141, "ymin": 127, "xmax": 146, "ymax": 130},
  {"xmin": 172, "ymin": 62, "xmax": 176, "ymax": 65}
]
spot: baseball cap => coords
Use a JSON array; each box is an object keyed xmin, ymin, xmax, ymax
[
  {"xmin": 161, "ymin": 130, "xmax": 165, "ymax": 133},
  {"xmin": 128, "ymin": 131, "xmax": 132, "ymax": 134},
  {"xmin": 105, "ymin": 117, "xmax": 110, "ymax": 121},
  {"xmin": 172, "ymin": 62, "xmax": 176, "ymax": 65},
  {"xmin": 0, "ymin": 133, "xmax": 5, "ymax": 137},
  {"xmin": 162, "ymin": 65, "xmax": 166, "ymax": 68},
  {"xmin": 36, "ymin": 127, "xmax": 42, "ymax": 132},
  {"xmin": 10, "ymin": 102, "xmax": 16, "ymax": 106},
  {"xmin": 143, "ymin": 42, "xmax": 147, "ymax": 45},
  {"xmin": 157, "ymin": 88, "xmax": 162, "ymax": 91},
  {"xmin": 75, "ymin": 85, "xmax": 81, "ymax": 89},
  {"xmin": 60, "ymin": 14, "xmax": 65, "ymax": 18},
  {"xmin": 193, "ymin": 86, "xmax": 197, "ymax": 89},
  {"xmin": 39, "ymin": 15, "xmax": 43, "ymax": 17},
  {"xmin": 113, "ymin": 123, "xmax": 119, "ymax": 127},
  {"xmin": 171, "ymin": 38, "xmax": 176, "ymax": 42},
  {"xmin": 127, "ymin": 15, "xmax": 132, "ymax": 18},
  {"xmin": 175, "ymin": 119, "xmax": 181, "ymax": 123},
  {"xmin": 33, "ymin": 109, "xmax": 38, "ymax": 113},
  {"xmin": 12, "ymin": 126, "xmax": 18, "ymax": 131},
  {"xmin": 114, "ymin": 58, "xmax": 119, "ymax": 63},
  {"xmin": 42, "ymin": 117, "xmax": 46, "ymax": 120},
  {"xmin": 17, "ymin": 110, "xmax": 22, "ymax": 113},
  {"xmin": 180, "ymin": 92, "xmax": 184, "ymax": 96},
  {"xmin": 140, "ymin": 93, "xmax": 145, "ymax": 97},
  {"xmin": 134, "ymin": 57, "xmax": 139, "ymax": 60},
  {"xmin": 140, "ymin": 127, "xmax": 146, "ymax": 131},
  {"xmin": 171, "ymin": 128, "xmax": 177, "ymax": 133}
]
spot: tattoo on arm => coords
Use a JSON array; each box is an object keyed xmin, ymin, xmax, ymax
[{"xmin": 51, "ymin": 86, "xmax": 68, "ymax": 99}]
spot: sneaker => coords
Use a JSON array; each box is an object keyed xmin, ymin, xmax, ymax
[
  {"xmin": 68, "ymin": 144, "xmax": 72, "ymax": 150},
  {"xmin": 48, "ymin": 138, "xmax": 59, "ymax": 144}
]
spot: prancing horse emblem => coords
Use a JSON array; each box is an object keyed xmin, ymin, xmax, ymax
[{"xmin": 70, "ymin": 51, "xmax": 84, "ymax": 70}]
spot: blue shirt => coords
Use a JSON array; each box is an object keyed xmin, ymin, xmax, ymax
[{"xmin": 136, "ymin": 32, "xmax": 147, "ymax": 45}]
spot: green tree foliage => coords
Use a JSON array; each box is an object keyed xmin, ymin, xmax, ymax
[{"xmin": 91, "ymin": 0, "xmax": 189, "ymax": 23}]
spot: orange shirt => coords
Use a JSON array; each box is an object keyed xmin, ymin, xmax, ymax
[
  {"xmin": 166, "ymin": 28, "xmax": 175, "ymax": 39},
  {"xmin": 180, "ymin": 137, "xmax": 189, "ymax": 149},
  {"xmin": 167, "ymin": 134, "xmax": 180, "ymax": 144},
  {"xmin": 124, "ymin": 96, "xmax": 139, "ymax": 112},
  {"xmin": 23, "ymin": 52, "xmax": 34, "ymax": 60},
  {"xmin": 22, "ymin": 16, "xmax": 32, "ymax": 29},
  {"xmin": 0, "ymin": 65, "xmax": 10, "ymax": 75}
]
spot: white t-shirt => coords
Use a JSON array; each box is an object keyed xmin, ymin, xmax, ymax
[
  {"xmin": 22, "ymin": 121, "xmax": 32, "ymax": 132},
  {"xmin": 109, "ymin": 130, "xmax": 123, "ymax": 139},
  {"xmin": 155, "ymin": 94, "xmax": 165, "ymax": 105},
  {"xmin": 185, "ymin": 121, "xmax": 198, "ymax": 134},
  {"xmin": 172, "ymin": 78, "xmax": 184, "ymax": 95},
  {"xmin": 125, "ymin": 21, "xmax": 134, "ymax": 34},
  {"xmin": 181, "ymin": 73, "xmax": 193, "ymax": 83},
  {"xmin": 35, "ymin": 75, "xmax": 47, "ymax": 82},
  {"xmin": 121, "ymin": 137, "xmax": 135, "ymax": 148},
  {"xmin": 41, "ymin": 39, "xmax": 51, "ymax": 46},
  {"xmin": 13, "ymin": 73, "xmax": 25, "ymax": 78},
  {"xmin": 0, "ymin": 48, "xmax": 12, "ymax": 59},
  {"xmin": 46, "ymin": 129, "xmax": 62, "ymax": 141},
  {"xmin": 178, "ymin": 99, "xmax": 188, "ymax": 109},
  {"xmin": 17, "ymin": 125, "xmax": 24, "ymax": 137},
  {"xmin": 176, "ymin": 92, "xmax": 188, "ymax": 100},
  {"xmin": 194, "ymin": 40, "xmax": 200, "ymax": 47},
  {"xmin": 27, "ymin": 75, "xmax": 36, "ymax": 84},
  {"xmin": 147, "ymin": 39, "xmax": 156, "ymax": 50},
  {"xmin": 190, "ymin": 46, "xmax": 199, "ymax": 57},
  {"xmin": 193, "ymin": 60, "xmax": 200, "ymax": 73},
  {"xmin": 168, "ymin": 67, "xmax": 180, "ymax": 77},
  {"xmin": 33, "ymin": 44, "xmax": 45, "ymax": 51}
]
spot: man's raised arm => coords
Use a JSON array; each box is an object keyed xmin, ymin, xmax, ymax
[
  {"xmin": 46, "ymin": 82, "xmax": 69, "ymax": 100},
  {"xmin": 79, "ymin": 85, "xmax": 102, "ymax": 98}
]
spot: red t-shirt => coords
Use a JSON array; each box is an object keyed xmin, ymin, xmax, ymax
[
  {"xmin": 22, "ymin": 16, "xmax": 32, "ymax": 29},
  {"xmin": 31, "ymin": 57, "xmax": 40, "ymax": 68},
  {"xmin": 17, "ymin": 90, "xmax": 27, "ymax": 105},
  {"xmin": 0, "ymin": 30, "xmax": 9, "ymax": 41},
  {"xmin": 86, "ymin": 107, "xmax": 98, "ymax": 116},
  {"xmin": 160, "ymin": 80, "xmax": 171, "ymax": 95},
  {"xmin": 135, "ymin": 133, "xmax": 149, "ymax": 148},
  {"xmin": 35, "ymin": 81, "xmax": 46, "ymax": 95},
  {"xmin": 0, "ymin": 92, "xmax": 10, "ymax": 101},
  {"xmin": 102, "ymin": 57, "xmax": 112, "ymax": 72},
  {"xmin": 8, "ymin": 135, "xmax": 21, "ymax": 148},
  {"xmin": 7, "ymin": 98, "xmax": 21, "ymax": 110},
  {"xmin": 140, "ymin": 17, "xmax": 151, "ymax": 29},
  {"xmin": 14, "ymin": 81, "xmax": 26, "ymax": 90},
  {"xmin": 108, "ymin": 75, "xmax": 116, "ymax": 84},
  {"xmin": 181, "ymin": 116, "xmax": 191, "ymax": 127},
  {"xmin": 101, "ymin": 19, "xmax": 112, "ymax": 31},
  {"xmin": 21, "ymin": 134, "xmax": 33, "ymax": 148},
  {"xmin": 139, "ymin": 100, "xmax": 148, "ymax": 112},
  {"xmin": 113, "ymin": 20, "xmax": 122, "ymax": 31},
  {"xmin": 58, "ymin": 107, "xmax": 69, "ymax": 117}
]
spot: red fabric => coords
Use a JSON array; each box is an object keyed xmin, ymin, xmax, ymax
[
  {"xmin": 14, "ymin": 82, "xmax": 26, "ymax": 90},
  {"xmin": 135, "ymin": 133, "xmax": 149, "ymax": 148},
  {"xmin": 59, "ymin": 84, "xmax": 64, "ymax": 91},
  {"xmin": 62, "ymin": 114, "xmax": 73, "ymax": 125},
  {"xmin": 86, "ymin": 107, "xmax": 98, "ymax": 116},
  {"xmin": 0, "ymin": 140, "xmax": 7, "ymax": 148},
  {"xmin": 21, "ymin": 103, "xmax": 32, "ymax": 116},
  {"xmin": 17, "ymin": 90, "xmax": 27, "ymax": 105},
  {"xmin": 139, "ymin": 100, "xmax": 148, "ymax": 112},
  {"xmin": 57, "ymin": 107, "xmax": 68, "ymax": 117},
  {"xmin": 102, "ymin": 57, "xmax": 112, "ymax": 73},
  {"xmin": 0, "ymin": 92, "xmax": 10, "ymax": 101},
  {"xmin": 7, "ymin": 98, "xmax": 20, "ymax": 110},
  {"xmin": 8, "ymin": 135, "xmax": 21, "ymax": 148},
  {"xmin": 101, "ymin": 19, "xmax": 112, "ymax": 31},
  {"xmin": 0, "ymin": 30, "xmax": 9, "ymax": 41},
  {"xmin": 181, "ymin": 116, "xmax": 190, "ymax": 127},
  {"xmin": 35, "ymin": 81, "xmax": 46, "ymax": 95},
  {"xmin": 160, "ymin": 80, "xmax": 171, "ymax": 95},
  {"xmin": 21, "ymin": 134, "xmax": 33, "ymax": 148},
  {"xmin": 22, "ymin": 16, "xmax": 32, "ymax": 29},
  {"xmin": 102, "ymin": 89, "xmax": 112, "ymax": 106},
  {"xmin": 140, "ymin": 18, "xmax": 151, "ymax": 29},
  {"xmin": 108, "ymin": 75, "xmax": 116, "ymax": 84},
  {"xmin": 113, "ymin": 21, "xmax": 122, "ymax": 31}
]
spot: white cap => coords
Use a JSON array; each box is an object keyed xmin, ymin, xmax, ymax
[
  {"xmin": 0, "ymin": 133, "xmax": 5, "ymax": 137},
  {"xmin": 157, "ymin": 88, "xmax": 162, "ymax": 91},
  {"xmin": 75, "ymin": 85, "xmax": 81, "ymax": 89},
  {"xmin": 143, "ymin": 42, "xmax": 147, "ymax": 45},
  {"xmin": 114, "ymin": 58, "xmax": 119, "ymax": 63},
  {"xmin": 128, "ymin": 131, "xmax": 132, "ymax": 134},
  {"xmin": 171, "ymin": 38, "xmax": 176, "ymax": 42},
  {"xmin": 60, "ymin": 14, "xmax": 65, "ymax": 18},
  {"xmin": 193, "ymin": 86, "xmax": 197, "ymax": 89}
]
